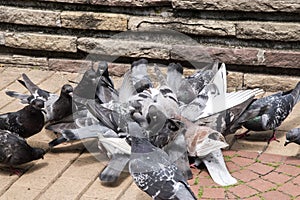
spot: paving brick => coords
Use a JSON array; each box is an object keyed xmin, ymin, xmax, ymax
[
  {"xmin": 231, "ymin": 156, "xmax": 254, "ymax": 167},
  {"xmin": 285, "ymin": 157, "xmax": 300, "ymax": 166},
  {"xmin": 0, "ymin": 185, "xmax": 41, "ymax": 199},
  {"xmin": 226, "ymin": 161, "xmax": 241, "ymax": 173},
  {"xmin": 226, "ymin": 191, "xmax": 237, "ymax": 199},
  {"xmin": 247, "ymin": 162, "xmax": 275, "ymax": 175},
  {"xmin": 236, "ymin": 151, "xmax": 259, "ymax": 159},
  {"xmin": 81, "ymin": 173, "xmax": 132, "ymax": 200},
  {"xmin": 202, "ymin": 187, "xmax": 225, "ymax": 199},
  {"xmin": 276, "ymin": 164, "xmax": 300, "ymax": 176},
  {"xmin": 232, "ymin": 169, "xmax": 259, "ymax": 182},
  {"xmin": 197, "ymin": 178, "xmax": 218, "ymax": 187},
  {"xmin": 118, "ymin": 183, "xmax": 151, "ymax": 200},
  {"xmin": 262, "ymin": 171, "xmax": 292, "ymax": 185},
  {"xmin": 292, "ymin": 175, "xmax": 300, "ymax": 185},
  {"xmin": 278, "ymin": 181, "xmax": 300, "ymax": 197},
  {"xmin": 0, "ymin": 67, "xmax": 30, "ymax": 90},
  {"xmin": 189, "ymin": 185, "xmax": 200, "ymax": 199},
  {"xmin": 247, "ymin": 178, "xmax": 276, "ymax": 192},
  {"xmin": 222, "ymin": 150, "xmax": 238, "ymax": 157},
  {"xmin": 228, "ymin": 184, "xmax": 258, "ymax": 198},
  {"xmin": 261, "ymin": 191, "xmax": 291, "ymax": 200},
  {"xmin": 259, "ymin": 153, "xmax": 286, "ymax": 164},
  {"xmin": 244, "ymin": 196, "xmax": 261, "ymax": 200}
]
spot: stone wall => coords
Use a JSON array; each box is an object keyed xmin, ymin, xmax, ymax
[{"xmin": 0, "ymin": 0, "xmax": 299, "ymax": 91}]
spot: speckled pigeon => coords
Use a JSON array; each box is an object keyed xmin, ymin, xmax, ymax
[
  {"xmin": 285, "ymin": 128, "xmax": 300, "ymax": 146},
  {"xmin": 235, "ymin": 81, "xmax": 300, "ymax": 143},
  {"xmin": 0, "ymin": 130, "xmax": 45, "ymax": 173},
  {"xmin": 128, "ymin": 121, "xmax": 197, "ymax": 200}
]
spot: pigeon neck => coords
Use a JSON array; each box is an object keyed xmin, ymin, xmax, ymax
[{"xmin": 131, "ymin": 136, "xmax": 154, "ymax": 154}]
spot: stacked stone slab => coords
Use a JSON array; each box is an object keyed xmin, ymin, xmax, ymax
[{"xmin": 0, "ymin": 0, "xmax": 299, "ymax": 91}]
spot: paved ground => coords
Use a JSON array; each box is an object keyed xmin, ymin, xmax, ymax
[{"xmin": 0, "ymin": 67, "xmax": 299, "ymax": 200}]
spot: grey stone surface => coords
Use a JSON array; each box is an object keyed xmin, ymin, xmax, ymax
[
  {"xmin": 0, "ymin": 6, "xmax": 61, "ymax": 27},
  {"xmin": 4, "ymin": 32, "xmax": 77, "ymax": 53},
  {"xmin": 172, "ymin": 0, "xmax": 300, "ymax": 13},
  {"xmin": 61, "ymin": 11, "xmax": 128, "ymax": 31}
]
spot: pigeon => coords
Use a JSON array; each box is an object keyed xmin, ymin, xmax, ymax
[
  {"xmin": 284, "ymin": 128, "xmax": 300, "ymax": 146},
  {"xmin": 176, "ymin": 115, "xmax": 237, "ymax": 186},
  {"xmin": 98, "ymin": 134, "xmax": 131, "ymax": 183},
  {"xmin": 0, "ymin": 99, "xmax": 45, "ymax": 138},
  {"xmin": 128, "ymin": 122, "xmax": 197, "ymax": 200},
  {"xmin": 131, "ymin": 58, "xmax": 153, "ymax": 93},
  {"xmin": 95, "ymin": 61, "xmax": 119, "ymax": 104},
  {"xmin": 0, "ymin": 130, "xmax": 45, "ymax": 173},
  {"xmin": 235, "ymin": 81, "xmax": 300, "ymax": 143},
  {"xmin": 6, "ymin": 76, "xmax": 74, "ymax": 123}
]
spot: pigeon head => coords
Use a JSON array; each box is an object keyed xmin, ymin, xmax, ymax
[
  {"xmin": 167, "ymin": 63, "xmax": 183, "ymax": 74},
  {"xmin": 32, "ymin": 148, "xmax": 46, "ymax": 160},
  {"xmin": 96, "ymin": 61, "xmax": 108, "ymax": 76},
  {"xmin": 30, "ymin": 99, "xmax": 45, "ymax": 112},
  {"xmin": 128, "ymin": 122, "xmax": 154, "ymax": 154},
  {"xmin": 61, "ymin": 84, "xmax": 73, "ymax": 97},
  {"xmin": 285, "ymin": 128, "xmax": 300, "ymax": 146}
]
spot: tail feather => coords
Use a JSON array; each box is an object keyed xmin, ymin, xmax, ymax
[
  {"xmin": 48, "ymin": 137, "xmax": 67, "ymax": 147},
  {"xmin": 21, "ymin": 73, "xmax": 40, "ymax": 94},
  {"xmin": 5, "ymin": 91, "xmax": 30, "ymax": 104},
  {"xmin": 291, "ymin": 82, "xmax": 300, "ymax": 105}
]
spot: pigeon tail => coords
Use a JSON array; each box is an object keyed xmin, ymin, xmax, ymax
[{"xmin": 201, "ymin": 149, "xmax": 237, "ymax": 186}]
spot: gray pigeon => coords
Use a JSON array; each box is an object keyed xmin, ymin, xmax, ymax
[
  {"xmin": 128, "ymin": 122, "xmax": 197, "ymax": 200},
  {"xmin": 0, "ymin": 130, "xmax": 45, "ymax": 174},
  {"xmin": 131, "ymin": 58, "xmax": 153, "ymax": 93},
  {"xmin": 235, "ymin": 81, "xmax": 300, "ymax": 143},
  {"xmin": 285, "ymin": 128, "xmax": 300, "ymax": 146}
]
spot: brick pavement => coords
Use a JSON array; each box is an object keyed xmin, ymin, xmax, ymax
[{"xmin": 0, "ymin": 67, "xmax": 299, "ymax": 199}]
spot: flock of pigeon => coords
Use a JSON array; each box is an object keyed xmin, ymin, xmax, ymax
[{"xmin": 1, "ymin": 59, "xmax": 300, "ymax": 199}]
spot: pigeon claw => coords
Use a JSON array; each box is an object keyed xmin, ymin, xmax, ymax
[
  {"xmin": 267, "ymin": 132, "xmax": 280, "ymax": 144},
  {"xmin": 234, "ymin": 131, "xmax": 250, "ymax": 139}
]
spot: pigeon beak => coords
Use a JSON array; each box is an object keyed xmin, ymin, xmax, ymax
[
  {"xmin": 284, "ymin": 140, "xmax": 290, "ymax": 146},
  {"xmin": 41, "ymin": 108, "xmax": 47, "ymax": 114},
  {"xmin": 69, "ymin": 92, "xmax": 73, "ymax": 98}
]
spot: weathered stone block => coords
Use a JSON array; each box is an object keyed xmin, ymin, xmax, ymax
[
  {"xmin": 227, "ymin": 71, "xmax": 244, "ymax": 90},
  {"xmin": 244, "ymin": 73, "xmax": 300, "ymax": 92},
  {"xmin": 171, "ymin": 45, "xmax": 260, "ymax": 66},
  {"xmin": 48, "ymin": 59, "xmax": 92, "ymax": 73},
  {"xmin": 4, "ymin": 32, "xmax": 77, "ymax": 52},
  {"xmin": 129, "ymin": 16, "xmax": 235, "ymax": 36},
  {"xmin": 91, "ymin": 0, "xmax": 170, "ymax": 6},
  {"xmin": 0, "ymin": 6, "xmax": 61, "ymax": 27},
  {"xmin": 172, "ymin": 0, "xmax": 300, "ymax": 13},
  {"xmin": 61, "ymin": 11, "xmax": 128, "ymax": 31},
  {"xmin": 236, "ymin": 22, "xmax": 300, "ymax": 41},
  {"xmin": 0, "ymin": 32, "xmax": 5, "ymax": 45},
  {"xmin": 0, "ymin": 55, "xmax": 48, "ymax": 69},
  {"xmin": 77, "ymin": 38, "xmax": 171, "ymax": 59},
  {"xmin": 264, "ymin": 50, "xmax": 300, "ymax": 69}
]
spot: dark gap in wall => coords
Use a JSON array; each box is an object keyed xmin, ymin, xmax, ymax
[
  {"xmin": 0, "ymin": 46, "xmax": 88, "ymax": 59},
  {"xmin": 227, "ymin": 64, "xmax": 300, "ymax": 76},
  {"xmin": 0, "ymin": 0, "xmax": 171, "ymax": 16},
  {"xmin": 0, "ymin": 23, "xmax": 120, "ymax": 38}
]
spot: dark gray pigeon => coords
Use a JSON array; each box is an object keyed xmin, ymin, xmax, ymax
[
  {"xmin": 235, "ymin": 81, "xmax": 300, "ymax": 143},
  {"xmin": 6, "ymin": 76, "xmax": 74, "ymax": 123},
  {"xmin": 95, "ymin": 61, "xmax": 119, "ymax": 104},
  {"xmin": 0, "ymin": 99, "xmax": 45, "ymax": 138},
  {"xmin": 0, "ymin": 130, "xmax": 45, "ymax": 173},
  {"xmin": 128, "ymin": 122, "xmax": 197, "ymax": 200},
  {"xmin": 131, "ymin": 58, "xmax": 153, "ymax": 93},
  {"xmin": 285, "ymin": 128, "xmax": 300, "ymax": 146}
]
